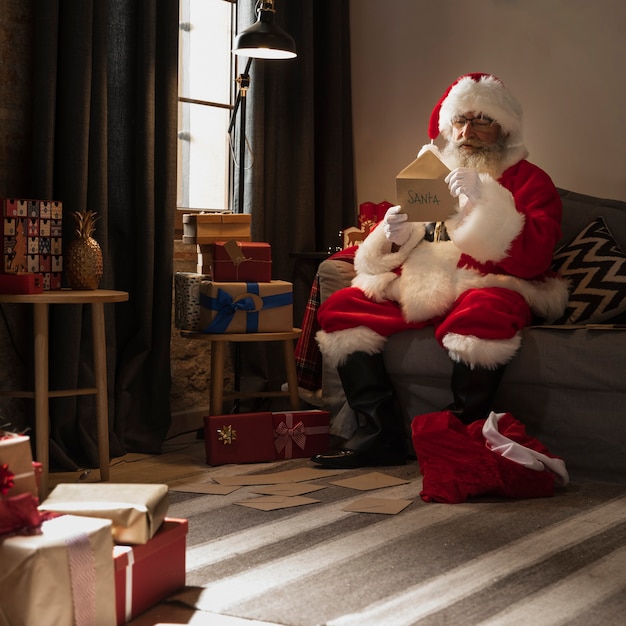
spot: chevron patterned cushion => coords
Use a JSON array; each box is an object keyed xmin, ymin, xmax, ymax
[{"xmin": 551, "ymin": 216, "xmax": 626, "ymax": 324}]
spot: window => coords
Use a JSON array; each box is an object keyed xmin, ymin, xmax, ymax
[{"xmin": 177, "ymin": 0, "xmax": 237, "ymax": 213}]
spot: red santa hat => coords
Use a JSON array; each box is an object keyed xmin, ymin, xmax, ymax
[{"xmin": 428, "ymin": 73, "xmax": 523, "ymax": 145}]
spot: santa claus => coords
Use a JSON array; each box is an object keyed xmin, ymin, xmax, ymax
[{"xmin": 312, "ymin": 72, "xmax": 569, "ymax": 469}]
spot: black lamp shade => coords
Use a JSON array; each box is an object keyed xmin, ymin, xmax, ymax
[{"xmin": 233, "ymin": 6, "xmax": 297, "ymax": 59}]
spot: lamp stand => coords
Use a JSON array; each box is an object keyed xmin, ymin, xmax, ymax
[{"xmin": 228, "ymin": 57, "xmax": 253, "ymax": 214}]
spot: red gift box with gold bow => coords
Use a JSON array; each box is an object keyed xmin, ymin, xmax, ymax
[
  {"xmin": 204, "ymin": 412, "xmax": 276, "ymax": 466},
  {"xmin": 272, "ymin": 410, "xmax": 330, "ymax": 460}
]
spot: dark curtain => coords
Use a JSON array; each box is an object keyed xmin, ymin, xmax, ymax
[
  {"xmin": 30, "ymin": 0, "xmax": 178, "ymax": 469},
  {"xmin": 232, "ymin": 0, "xmax": 355, "ymax": 399}
]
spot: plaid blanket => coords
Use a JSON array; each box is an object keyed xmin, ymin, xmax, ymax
[{"xmin": 294, "ymin": 248, "xmax": 356, "ymax": 392}]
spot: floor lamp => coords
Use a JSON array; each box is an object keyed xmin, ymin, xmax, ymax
[
  {"xmin": 229, "ymin": 0, "xmax": 297, "ymax": 214},
  {"xmin": 227, "ymin": 0, "xmax": 297, "ymax": 409}
]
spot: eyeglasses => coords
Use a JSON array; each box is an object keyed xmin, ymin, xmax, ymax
[{"xmin": 451, "ymin": 115, "xmax": 496, "ymax": 130}]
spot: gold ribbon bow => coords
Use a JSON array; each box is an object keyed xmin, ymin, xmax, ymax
[{"xmin": 217, "ymin": 425, "xmax": 237, "ymax": 445}]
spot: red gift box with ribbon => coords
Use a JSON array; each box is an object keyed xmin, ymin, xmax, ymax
[
  {"xmin": 272, "ymin": 410, "xmax": 331, "ymax": 460},
  {"xmin": 113, "ymin": 517, "xmax": 188, "ymax": 625},
  {"xmin": 198, "ymin": 241, "xmax": 272, "ymax": 282}
]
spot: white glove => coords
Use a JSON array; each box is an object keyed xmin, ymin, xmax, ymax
[
  {"xmin": 445, "ymin": 167, "xmax": 482, "ymax": 204},
  {"xmin": 382, "ymin": 205, "xmax": 410, "ymax": 246}
]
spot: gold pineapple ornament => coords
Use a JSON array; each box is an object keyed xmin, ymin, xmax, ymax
[{"xmin": 66, "ymin": 210, "xmax": 104, "ymax": 290}]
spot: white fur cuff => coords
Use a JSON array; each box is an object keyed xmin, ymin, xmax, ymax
[
  {"xmin": 316, "ymin": 327, "xmax": 386, "ymax": 368},
  {"xmin": 442, "ymin": 331, "xmax": 522, "ymax": 369}
]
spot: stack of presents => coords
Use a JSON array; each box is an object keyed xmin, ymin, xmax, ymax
[
  {"xmin": 0, "ymin": 197, "xmax": 64, "ymax": 293},
  {"xmin": 1, "ymin": 430, "xmax": 188, "ymax": 625},
  {"xmin": 175, "ymin": 212, "xmax": 332, "ymax": 466}
]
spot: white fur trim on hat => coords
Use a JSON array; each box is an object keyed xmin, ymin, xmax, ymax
[{"xmin": 438, "ymin": 74, "xmax": 523, "ymax": 144}]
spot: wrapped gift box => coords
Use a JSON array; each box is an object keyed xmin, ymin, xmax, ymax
[
  {"xmin": 39, "ymin": 483, "xmax": 169, "ymax": 545},
  {"xmin": 0, "ymin": 514, "xmax": 116, "ymax": 625},
  {"xmin": 204, "ymin": 412, "xmax": 276, "ymax": 465},
  {"xmin": 182, "ymin": 212, "xmax": 251, "ymax": 244},
  {"xmin": 0, "ymin": 431, "xmax": 39, "ymax": 498},
  {"xmin": 0, "ymin": 272, "xmax": 44, "ymax": 294},
  {"xmin": 113, "ymin": 517, "xmax": 188, "ymax": 625},
  {"xmin": 199, "ymin": 280, "xmax": 293, "ymax": 333},
  {"xmin": 198, "ymin": 241, "xmax": 272, "ymax": 282},
  {"xmin": 272, "ymin": 410, "xmax": 331, "ymax": 460},
  {"xmin": 174, "ymin": 271, "xmax": 208, "ymax": 331}
]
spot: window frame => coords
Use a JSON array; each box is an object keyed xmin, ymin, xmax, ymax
[{"xmin": 175, "ymin": 0, "xmax": 239, "ymax": 236}]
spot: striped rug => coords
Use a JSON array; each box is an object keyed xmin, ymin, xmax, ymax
[{"xmin": 165, "ymin": 458, "xmax": 626, "ymax": 626}]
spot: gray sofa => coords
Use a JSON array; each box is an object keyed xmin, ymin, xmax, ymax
[{"xmin": 317, "ymin": 189, "xmax": 626, "ymax": 484}]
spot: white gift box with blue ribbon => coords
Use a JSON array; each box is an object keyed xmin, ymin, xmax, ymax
[{"xmin": 199, "ymin": 280, "xmax": 293, "ymax": 333}]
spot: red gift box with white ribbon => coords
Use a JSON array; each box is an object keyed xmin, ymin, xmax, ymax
[{"xmin": 113, "ymin": 517, "xmax": 188, "ymax": 625}]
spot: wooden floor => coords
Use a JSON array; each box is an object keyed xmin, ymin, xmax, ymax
[{"xmin": 49, "ymin": 431, "xmax": 210, "ymax": 490}]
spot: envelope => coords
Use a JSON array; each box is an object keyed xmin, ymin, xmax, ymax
[
  {"xmin": 396, "ymin": 150, "xmax": 454, "ymax": 222},
  {"xmin": 343, "ymin": 497, "xmax": 413, "ymax": 515},
  {"xmin": 249, "ymin": 483, "xmax": 327, "ymax": 496},
  {"xmin": 213, "ymin": 467, "xmax": 340, "ymax": 485},
  {"xmin": 169, "ymin": 481, "xmax": 241, "ymax": 495},
  {"xmin": 234, "ymin": 495, "xmax": 320, "ymax": 511},
  {"xmin": 330, "ymin": 471, "xmax": 410, "ymax": 491}
]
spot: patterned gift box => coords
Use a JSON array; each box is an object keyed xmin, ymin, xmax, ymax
[
  {"xmin": 199, "ymin": 280, "xmax": 293, "ymax": 334},
  {"xmin": 1, "ymin": 197, "xmax": 63, "ymax": 290},
  {"xmin": 174, "ymin": 271, "xmax": 207, "ymax": 331},
  {"xmin": 39, "ymin": 483, "xmax": 169, "ymax": 545},
  {"xmin": 272, "ymin": 410, "xmax": 331, "ymax": 459},
  {"xmin": 198, "ymin": 241, "xmax": 272, "ymax": 282},
  {"xmin": 0, "ymin": 514, "xmax": 116, "ymax": 625},
  {"xmin": 113, "ymin": 518, "xmax": 187, "ymax": 625},
  {"xmin": 204, "ymin": 412, "xmax": 276, "ymax": 465}
]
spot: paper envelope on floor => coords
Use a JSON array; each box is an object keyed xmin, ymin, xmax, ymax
[
  {"xmin": 396, "ymin": 149, "xmax": 454, "ymax": 222},
  {"xmin": 39, "ymin": 483, "xmax": 169, "ymax": 545}
]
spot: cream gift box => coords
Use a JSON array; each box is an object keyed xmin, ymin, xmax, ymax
[
  {"xmin": 182, "ymin": 212, "xmax": 251, "ymax": 244},
  {"xmin": 0, "ymin": 430, "xmax": 38, "ymax": 498},
  {"xmin": 39, "ymin": 483, "xmax": 169, "ymax": 545},
  {"xmin": 0, "ymin": 514, "xmax": 116, "ymax": 626}
]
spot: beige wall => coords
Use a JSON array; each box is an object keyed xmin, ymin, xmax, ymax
[{"xmin": 349, "ymin": 0, "xmax": 626, "ymax": 206}]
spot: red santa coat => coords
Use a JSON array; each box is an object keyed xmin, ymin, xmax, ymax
[{"xmin": 316, "ymin": 159, "xmax": 569, "ymax": 368}]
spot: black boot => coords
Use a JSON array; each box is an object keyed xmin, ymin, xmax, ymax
[
  {"xmin": 311, "ymin": 351, "xmax": 408, "ymax": 469},
  {"xmin": 447, "ymin": 361, "xmax": 505, "ymax": 424}
]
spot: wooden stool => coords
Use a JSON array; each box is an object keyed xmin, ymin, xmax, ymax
[
  {"xmin": 0, "ymin": 289, "xmax": 129, "ymax": 498},
  {"xmin": 182, "ymin": 328, "xmax": 302, "ymax": 415}
]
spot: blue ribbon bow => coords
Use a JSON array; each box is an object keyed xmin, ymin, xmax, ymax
[{"xmin": 200, "ymin": 283, "xmax": 292, "ymax": 333}]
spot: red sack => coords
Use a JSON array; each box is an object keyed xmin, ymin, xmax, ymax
[{"xmin": 411, "ymin": 411, "xmax": 568, "ymax": 504}]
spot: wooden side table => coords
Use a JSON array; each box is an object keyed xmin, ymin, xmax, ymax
[
  {"xmin": 0, "ymin": 289, "xmax": 129, "ymax": 498},
  {"xmin": 181, "ymin": 328, "xmax": 302, "ymax": 416}
]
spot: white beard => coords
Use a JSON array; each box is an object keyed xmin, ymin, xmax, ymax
[{"xmin": 442, "ymin": 136, "xmax": 509, "ymax": 178}]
